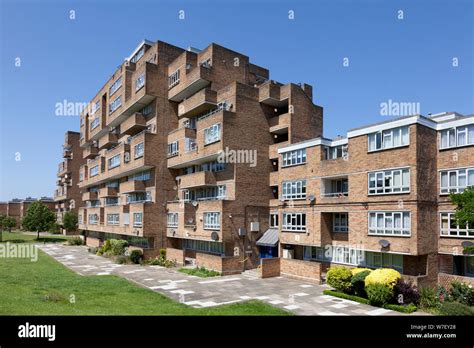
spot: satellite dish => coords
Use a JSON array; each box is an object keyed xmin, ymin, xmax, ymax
[
  {"xmin": 187, "ymin": 218, "xmax": 194, "ymax": 225},
  {"xmin": 211, "ymin": 232, "xmax": 219, "ymax": 241},
  {"xmin": 308, "ymin": 194, "xmax": 315, "ymax": 202},
  {"xmin": 192, "ymin": 201, "xmax": 198, "ymax": 207},
  {"xmin": 378, "ymin": 240, "xmax": 390, "ymax": 248},
  {"xmin": 462, "ymin": 241, "xmax": 474, "ymax": 247}
]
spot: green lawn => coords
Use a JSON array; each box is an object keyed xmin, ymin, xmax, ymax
[
  {"xmin": 179, "ymin": 266, "xmax": 221, "ymax": 278},
  {"xmin": 0, "ymin": 230, "xmax": 71, "ymax": 244},
  {"xmin": 0, "ymin": 231, "xmax": 290, "ymax": 315}
]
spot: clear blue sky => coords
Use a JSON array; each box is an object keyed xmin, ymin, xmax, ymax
[{"xmin": 0, "ymin": 0, "xmax": 472, "ymax": 201}]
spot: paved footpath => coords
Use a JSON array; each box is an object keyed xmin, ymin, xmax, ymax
[{"xmin": 37, "ymin": 244, "xmax": 416, "ymax": 316}]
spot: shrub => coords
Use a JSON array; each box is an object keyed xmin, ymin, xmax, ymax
[
  {"xmin": 48, "ymin": 222, "xmax": 61, "ymax": 234},
  {"xmin": 463, "ymin": 245, "xmax": 474, "ymax": 255},
  {"xmin": 115, "ymin": 255, "xmax": 129, "ymax": 264},
  {"xmin": 366, "ymin": 283, "xmax": 393, "ymax": 305},
  {"xmin": 393, "ymin": 280, "xmax": 420, "ymax": 305},
  {"xmin": 322, "ymin": 290, "xmax": 370, "ymax": 305},
  {"xmin": 67, "ymin": 237, "xmax": 83, "ymax": 246},
  {"xmin": 159, "ymin": 248, "xmax": 166, "ymax": 259},
  {"xmin": 351, "ymin": 268, "xmax": 372, "ymax": 276},
  {"xmin": 130, "ymin": 250, "xmax": 143, "ymax": 264},
  {"xmin": 419, "ymin": 287, "xmax": 439, "ymax": 309},
  {"xmin": 365, "ymin": 268, "xmax": 401, "ymax": 290},
  {"xmin": 449, "ymin": 281, "xmax": 474, "ymax": 306},
  {"xmin": 146, "ymin": 257, "xmax": 176, "ymax": 268},
  {"xmin": 438, "ymin": 301, "xmax": 474, "ymax": 316},
  {"xmin": 326, "ymin": 267, "xmax": 353, "ymax": 293},
  {"xmin": 179, "ymin": 267, "xmax": 221, "ymax": 278},
  {"xmin": 351, "ymin": 270, "xmax": 371, "ymax": 297},
  {"xmin": 436, "ymin": 285, "xmax": 450, "ymax": 303},
  {"xmin": 109, "ymin": 239, "xmax": 128, "ymax": 256},
  {"xmin": 62, "ymin": 211, "xmax": 78, "ymax": 231},
  {"xmin": 383, "ymin": 303, "xmax": 417, "ymax": 313}
]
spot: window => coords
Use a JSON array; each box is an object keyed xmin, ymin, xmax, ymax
[
  {"xmin": 141, "ymin": 104, "xmax": 153, "ymax": 116},
  {"xmin": 134, "ymin": 142, "xmax": 144, "ymax": 159},
  {"xmin": 440, "ymin": 125, "xmax": 474, "ymax": 149},
  {"xmin": 135, "ymin": 73, "xmax": 145, "ymax": 92},
  {"xmin": 107, "ymin": 180, "xmax": 119, "ymax": 188},
  {"xmin": 440, "ymin": 212, "xmax": 474, "ymax": 238},
  {"xmin": 79, "ymin": 172, "xmax": 84, "ymax": 182},
  {"xmin": 167, "ymin": 213, "xmax": 178, "ymax": 227},
  {"xmin": 91, "ymin": 100, "xmax": 100, "ymax": 115},
  {"xmin": 133, "ymin": 213, "xmax": 143, "ymax": 227},
  {"xmin": 109, "ymin": 76, "xmax": 122, "ymax": 96},
  {"xmin": 184, "ymin": 138, "xmax": 197, "ymax": 152},
  {"xmin": 324, "ymin": 145, "xmax": 348, "ymax": 160},
  {"xmin": 109, "ymin": 95, "xmax": 122, "ymax": 114},
  {"xmin": 105, "ymin": 197, "xmax": 119, "ymax": 206},
  {"xmin": 333, "ymin": 213, "xmax": 348, "ymax": 232},
  {"xmin": 270, "ymin": 213, "xmax": 279, "ymax": 227},
  {"xmin": 168, "ymin": 69, "xmax": 180, "ymax": 88},
  {"xmin": 183, "ymin": 239, "xmax": 223, "ymax": 254},
  {"xmin": 303, "ymin": 246, "xmax": 403, "ymax": 272},
  {"xmin": 86, "ymin": 200, "xmax": 101, "ymax": 208},
  {"xmin": 107, "ymin": 214, "xmax": 120, "ymax": 226},
  {"xmin": 282, "ymin": 180, "xmax": 307, "ymax": 200},
  {"xmin": 203, "ymin": 212, "xmax": 220, "ymax": 230},
  {"xmin": 204, "ymin": 124, "xmax": 221, "ymax": 145},
  {"xmin": 130, "ymin": 47, "xmax": 145, "ymax": 63},
  {"xmin": 183, "ymin": 161, "xmax": 226, "ymax": 175},
  {"xmin": 282, "ymin": 149, "xmax": 307, "ymax": 167},
  {"xmin": 90, "ymin": 117, "xmax": 100, "ymax": 130},
  {"xmin": 282, "ymin": 213, "xmax": 306, "ymax": 232},
  {"xmin": 129, "ymin": 170, "xmax": 151, "ymax": 181},
  {"xmin": 78, "ymin": 214, "xmax": 83, "ymax": 224},
  {"xmin": 368, "ymin": 168, "xmax": 410, "ymax": 195},
  {"xmin": 191, "ymin": 185, "xmax": 227, "ymax": 201},
  {"xmin": 89, "ymin": 165, "xmax": 99, "ymax": 177},
  {"xmin": 108, "ymin": 154, "xmax": 121, "ymax": 169},
  {"xmin": 368, "ymin": 126, "xmax": 409, "ymax": 152},
  {"xmin": 440, "ymin": 168, "xmax": 474, "ymax": 194},
  {"xmin": 168, "ymin": 141, "xmax": 179, "ymax": 157},
  {"xmin": 88, "ymin": 214, "xmax": 98, "ymax": 225},
  {"xmin": 127, "ymin": 191, "xmax": 152, "ymax": 204},
  {"xmin": 368, "ymin": 211, "xmax": 411, "ymax": 236}
]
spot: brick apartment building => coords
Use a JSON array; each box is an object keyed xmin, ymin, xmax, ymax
[
  {"xmin": 54, "ymin": 131, "xmax": 85, "ymax": 234},
  {"xmin": 72, "ymin": 39, "xmax": 473, "ymax": 285},
  {"xmin": 1, "ymin": 197, "xmax": 55, "ymax": 228}
]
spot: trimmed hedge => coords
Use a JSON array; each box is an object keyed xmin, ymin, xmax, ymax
[{"xmin": 326, "ymin": 267, "xmax": 353, "ymax": 293}]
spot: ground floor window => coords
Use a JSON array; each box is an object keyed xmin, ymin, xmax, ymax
[
  {"xmin": 182, "ymin": 239, "xmax": 223, "ymax": 254},
  {"xmin": 303, "ymin": 245, "xmax": 403, "ymax": 272}
]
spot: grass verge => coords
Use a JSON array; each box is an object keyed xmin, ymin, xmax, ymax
[{"xmin": 179, "ymin": 267, "xmax": 221, "ymax": 278}]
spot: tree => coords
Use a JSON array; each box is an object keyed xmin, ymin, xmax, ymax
[
  {"xmin": 63, "ymin": 211, "xmax": 78, "ymax": 232},
  {"xmin": 0, "ymin": 216, "xmax": 17, "ymax": 241},
  {"xmin": 450, "ymin": 187, "xmax": 474, "ymax": 229},
  {"xmin": 21, "ymin": 201, "xmax": 55, "ymax": 239}
]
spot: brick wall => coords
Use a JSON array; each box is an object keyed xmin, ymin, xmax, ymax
[
  {"xmin": 259, "ymin": 258, "xmax": 280, "ymax": 278},
  {"xmin": 280, "ymin": 258, "xmax": 322, "ymax": 283},
  {"xmin": 195, "ymin": 252, "xmax": 243, "ymax": 275},
  {"xmin": 166, "ymin": 247, "xmax": 185, "ymax": 265},
  {"xmin": 86, "ymin": 236, "xmax": 101, "ymax": 248}
]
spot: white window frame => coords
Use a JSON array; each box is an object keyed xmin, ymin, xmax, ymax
[
  {"xmin": 168, "ymin": 141, "xmax": 179, "ymax": 157},
  {"xmin": 333, "ymin": 213, "xmax": 349, "ymax": 232},
  {"xmin": 368, "ymin": 168, "xmax": 410, "ymax": 195},
  {"xmin": 203, "ymin": 212, "xmax": 221, "ymax": 230},
  {"xmin": 135, "ymin": 73, "xmax": 145, "ymax": 92},
  {"xmin": 204, "ymin": 123, "xmax": 221, "ymax": 145},
  {"xmin": 89, "ymin": 165, "xmax": 99, "ymax": 177},
  {"xmin": 88, "ymin": 214, "xmax": 98, "ymax": 225},
  {"xmin": 90, "ymin": 117, "xmax": 100, "ymax": 130},
  {"xmin": 282, "ymin": 212, "xmax": 306, "ymax": 232},
  {"xmin": 440, "ymin": 167, "xmax": 474, "ymax": 194},
  {"xmin": 133, "ymin": 213, "xmax": 143, "ymax": 227},
  {"xmin": 134, "ymin": 142, "xmax": 144, "ymax": 159},
  {"xmin": 109, "ymin": 95, "xmax": 122, "ymax": 114},
  {"xmin": 282, "ymin": 180, "xmax": 307, "ymax": 200},
  {"xmin": 91, "ymin": 100, "xmax": 100, "ymax": 115},
  {"xmin": 440, "ymin": 125, "xmax": 474, "ymax": 150},
  {"xmin": 368, "ymin": 126, "xmax": 409, "ymax": 152},
  {"xmin": 109, "ymin": 76, "xmax": 122, "ymax": 96},
  {"xmin": 269, "ymin": 212, "xmax": 279, "ymax": 227},
  {"xmin": 168, "ymin": 69, "xmax": 180, "ymax": 88},
  {"xmin": 368, "ymin": 211, "xmax": 411, "ymax": 236},
  {"xmin": 108, "ymin": 154, "xmax": 121, "ymax": 169},
  {"xmin": 167, "ymin": 213, "xmax": 178, "ymax": 228},
  {"xmin": 440, "ymin": 212, "xmax": 474, "ymax": 238},
  {"xmin": 282, "ymin": 149, "xmax": 307, "ymax": 167},
  {"xmin": 107, "ymin": 214, "xmax": 120, "ymax": 226}
]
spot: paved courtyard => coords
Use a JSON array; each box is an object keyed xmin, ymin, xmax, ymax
[{"xmin": 37, "ymin": 244, "xmax": 412, "ymax": 316}]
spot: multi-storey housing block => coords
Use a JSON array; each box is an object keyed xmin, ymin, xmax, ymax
[
  {"xmin": 54, "ymin": 131, "xmax": 84, "ymax": 234},
  {"xmin": 272, "ymin": 112, "xmax": 474, "ymax": 287}
]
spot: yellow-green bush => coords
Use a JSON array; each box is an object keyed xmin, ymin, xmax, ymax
[
  {"xmin": 365, "ymin": 268, "xmax": 401, "ymax": 289},
  {"xmin": 326, "ymin": 266, "xmax": 353, "ymax": 293},
  {"xmin": 351, "ymin": 268, "xmax": 372, "ymax": 276}
]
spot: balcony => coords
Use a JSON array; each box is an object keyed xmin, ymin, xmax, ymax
[
  {"xmin": 178, "ymin": 88, "xmax": 217, "ymax": 118},
  {"xmin": 320, "ymin": 177, "xmax": 349, "ymax": 200},
  {"xmin": 269, "ymin": 113, "xmax": 290, "ymax": 134},
  {"xmin": 83, "ymin": 145, "xmax": 99, "ymax": 159},
  {"xmin": 179, "ymin": 171, "xmax": 216, "ymax": 189},
  {"xmin": 82, "ymin": 191, "xmax": 98, "ymax": 201},
  {"xmin": 269, "ymin": 141, "xmax": 289, "ymax": 159},
  {"xmin": 120, "ymin": 180, "xmax": 146, "ymax": 193},
  {"xmin": 259, "ymin": 81, "xmax": 288, "ymax": 107},
  {"xmin": 168, "ymin": 65, "xmax": 212, "ymax": 102},
  {"xmin": 120, "ymin": 113, "xmax": 147, "ymax": 136},
  {"xmin": 54, "ymin": 187, "xmax": 67, "ymax": 201},
  {"xmin": 57, "ymin": 160, "xmax": 71, "ymax": 177},
  {"xmin": 63, "ymin": 148, "xmax": 72, "ymax": 159},
  {"xmin": 98, "ymin": 132, "xmax": 118, "ymax": 150},
  {"xmin": 98, "ymin": 187, "xmax": 118, "ymax": 198}
]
